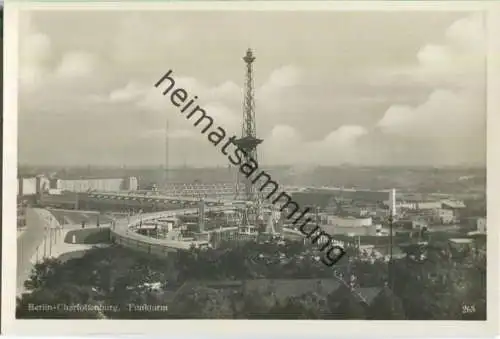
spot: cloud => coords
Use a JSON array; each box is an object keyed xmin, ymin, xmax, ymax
[
  {"xmin": 260, "ymin": 65, "xmax": 302, "ymax": 94},
  {"xmin": 100, "ymin": 64, "xmax": 302, "ymax": 145},
  {"xmin": 141, "ymin": 128, "xmax": 198, "ymax": 140},
  {"xmin": 108, "ymin": 82, "xmax": 145, "ymax": 103},
  {"xmin": 55, "ymin": 51, "xmax": 96, "ymax": 79},
  {"xmin": 101, "ymin": 76, "xmax": 242, "ymax": 141},
  {"xmin": 19, "ymin": 15, "xmax": 99, "ymax": 90},
  {"xmin": 366, "ymin": 13, "xmax": 486, "ymax": 166},
  {"xmin": 377, "ymin": 88, "xmax": 481, "ymax": 138},
  {"xmin": 19, "ymin": 17, "xmax": 52, "ymax": 89},
  {"xmin": 209, "ymin": 81, "xmax": 242, "ymax": 100},
  {"xmin": 258, "ymin": 65, "xmax": 303, "ymax": 114},
  {"xmin": 109, "ymin": 14, "xmax": 187, "ymax": 68},
  {"xmin": 263, "ymin": 124, "xmax": 367, "ymax": 165},
  {"xmin": 260, "ymin": 14, "xmax": 485, "ymax": 167},
  {"xmin": 411, "ymin": 13, "xmax": 484, "ymax": 89},
  {"xmin": 17, "ymin": 11, "xmax": 484, "ymax": 167}
]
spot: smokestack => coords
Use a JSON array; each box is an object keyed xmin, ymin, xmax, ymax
[
  {"xmin": 390, "ymin": 188, "xmax": 397, "ymax": 218},
  {"xmin": 198, "ymin": 199, "xmax": 205, "ymax": 233}
]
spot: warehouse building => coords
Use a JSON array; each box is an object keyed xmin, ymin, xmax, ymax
[{"xmin": 49, "ymin": 176, "xmax": 138, "ymax": 192}]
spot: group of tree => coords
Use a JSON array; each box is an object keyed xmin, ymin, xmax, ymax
[{"xmin": 16, "ymin": 238, "xmax": 486, "ymax": 320}]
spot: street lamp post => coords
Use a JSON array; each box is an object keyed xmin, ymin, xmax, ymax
[
  {"xmin": 43, "ymin": 227, "xmax": 47, "ymax": 258},
  {"xmin": 389, "ymin": 214, "xmax": 393, "ymax": 262},
  {"xmin": 49, "ymin": 227, "xmax": 53, "ymax": 257},
  {"xmin": 388, "ymin": 214, "xmax": 394, "ymax": 290},
  {"xmin": 48, "ymin": 227, "xmax": 51, "ymax": 257}
]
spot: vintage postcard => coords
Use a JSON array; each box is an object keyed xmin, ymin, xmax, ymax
[{"xmin": 2, "ymin": 0, "xmax": 499, "ymax": 336}]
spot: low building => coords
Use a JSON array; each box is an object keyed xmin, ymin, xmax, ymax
[
  {"xmin": 321, "ymin": 215, "xmax": 376, "ymax": 236},
  {"xmin": 467, "ymin": 217, "xmax": 487, "ymax": 237},
  {"xmin": 404, "ymin": 207, "xmax": 455, "ymax": 225},
  {"xmin": 292, "ymin": 188, "xmax": 392, "ymax": 210},
  {"xmin": 50, "ymin": 176, "xmax": 139, "ymax": 192},
  {"xmin": 476, "ymin": 217, "xmax": 486, "ymax": 233},
  {"xmin": 442, "ymin": 200, "xmax": 466, "ymax": 209},
  {"xmin": 441, "ymin": 199, "xmax": 466, "ymax": 223},
  {"xmin": 435, "ymin": 208, "xmax": 455, "ymax": 224},
  {"xmin": 372, "ymin": 245, "xmax": 406, "ymax": 260},
  {"xmin": 17, "ymin": 175, "xmax": 50, "ymax": 197},
  {"xmin": 395, "ymin": 218, "xmax": 428, "ymax": 230},
  {"xmin": 416, "ymin": 201, "xmax": 442, "ymax": 210},
  {"xmin": 448, "ymin": 238, "xmax": 475, "ymax": 257},
  {"xmin": 322, "ymin": 215, "xmax": 372, "ymax": 227}
]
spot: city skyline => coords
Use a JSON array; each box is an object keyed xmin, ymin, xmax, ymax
[{"xmin": 19, "ymin": 11, "xmax": 486, "ymax": 167}]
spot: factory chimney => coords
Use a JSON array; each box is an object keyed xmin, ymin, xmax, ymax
[
  {"xmin": 198, "ymin": 198, "xmax": 205, "ymax": 233},
  {"xmin": 388, "ymin": 188, "xmax": 397, "ymax": 291},
  {"xmin": 389, "ymin": 188, "xmax": 397, "ymax": 219}
]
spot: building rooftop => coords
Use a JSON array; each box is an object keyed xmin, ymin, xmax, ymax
[
  {"xmin": 54, "ymin": 175, "xmax": 132, "ymax": 180},
  {"xmin": 441, "ymin": 200, "xmax": 466, "ymax": 209},
  {"xmin": 449, "ymin": 238, "xmax": 474, "ymax": 244}
]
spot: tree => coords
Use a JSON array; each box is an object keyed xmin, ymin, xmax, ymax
[
  {"xmin": 169, "ymin": 286, "xmax": 234, "ymax": 318},
  {"xmin": 326, "ymin": 285, "xmax": 366, "ymax": 319},
  {"xmin": 271, "ymin": 291, "xmax": 329, "ymax": 319},
  {"xmin": 17, "ymin": 284, "xmax": 102, "ymax": 319},
  {"xmin": 391, "ymin": 243, "xmax": 487, "ymax": 320},
  {"xmin": 367, "ymin": 286, "xmax": 405, "ymax": 320},
  {"xmin": 239, "ymin": 288, "xmax": 279, "ymax": 319},
  {"xmin": 267, "ymin": 298, "xmax": 319, "ymax": 319},
  {"xmin": 23, "ymin": 258, "xmax": 62, "ymax": 291}
]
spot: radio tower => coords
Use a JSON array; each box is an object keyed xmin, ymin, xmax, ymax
[{"xmin": 234, "ymin": 48, "xmax": 263, "ymax": 202}]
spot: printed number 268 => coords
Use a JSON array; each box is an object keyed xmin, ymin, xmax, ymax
[{"xmin": 462, "ymin": 304, "xmax": 476, "ymax": 314}]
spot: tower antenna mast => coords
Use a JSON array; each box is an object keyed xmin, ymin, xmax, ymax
[{"xmin": 234, "ymin": 48, "xmax": 263, "ymax": 202}]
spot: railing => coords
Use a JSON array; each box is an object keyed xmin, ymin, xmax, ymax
[
  {"xmin": 86, "ymin": 191, "xmax": 226, "ymax": 203},
  {"xmin": 17, "ymin": 208, "xmax": 64, "ymax": 293},
  {"xmin": 111, "ymin": 234, "xmax": 179, "ymax": 258},
  {"xmin": 109, "ymin": 206, "xmax": 228, "ymax": 253}
]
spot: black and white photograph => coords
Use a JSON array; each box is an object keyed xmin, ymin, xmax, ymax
[{"xmin": 2, "ymin": 1, "xmax": 499, "ymax": 337}]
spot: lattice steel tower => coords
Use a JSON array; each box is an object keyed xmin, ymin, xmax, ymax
[{"xmin": 234, "ymin": 48, "xmax": 263, "ymax": 202}]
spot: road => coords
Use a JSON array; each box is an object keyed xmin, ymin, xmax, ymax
[
  {"xmin": 17, "ymin": 216, "xmax": 110, "ymax": 295},
  {"xmin": 16, "ymin": 208, "xmax": 51, "ymax": 292},
  {"xmin": 111, "ymin": 206, "xmax": 230, "ymax": 250},
  {"xmin": 17, "ymin": 205, "xmax": 229, "ymax": 293}
]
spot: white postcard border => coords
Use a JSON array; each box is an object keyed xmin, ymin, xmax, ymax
[{"xmin": 2, "ymin": 1, "xmax": 499, "ymax": 337}]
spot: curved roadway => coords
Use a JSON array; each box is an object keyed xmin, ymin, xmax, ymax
[
  {"xmin": 17, "ymin": 209, "xmax": 50, "ymax": 291},
  {"xmin": 110, "ymin": 206, "xmax": 229, "ymax": 250},
  {"xmin": 19, "ymin": 203, "xmax": 295, "ymax": 289},
  {"xmin": 111, "ymin": 204, "xmax": 302, "ymax": 252}
]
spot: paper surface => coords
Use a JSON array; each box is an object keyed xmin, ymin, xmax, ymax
[{"xmin": 2, "ymin": 1, "xmax": 499, "ymax": 337}]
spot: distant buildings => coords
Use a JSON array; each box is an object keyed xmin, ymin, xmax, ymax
[
  {"xmin": 49, "ymin": 176, "xmax": 138, "ymax": 192},
  {"xmin": 17, "ymin": 175, "xmax": 50, "ymax": 197},
  {"xmin": 292, "ymin": 188, "xmax": 392, "ymax": 210},
  {"xmin": 17, "ymin": 174, "xmax": 140, "ymax": 215},
  {"xmin": 392, "ymin": 197, "xmax": 466, "ymax": 225},
  {"xmin": 319, "ymin": 215, "xmax": 379, "ymax": 237},
  {"xmin": 17, "ymin": 175, "xmax": 138, "ymax": 198},
  {"xmin": 162, "ymin": 182, "xmax": 302, "ymax": 199},
  {"xmin": 467, "ymin": 217, "xmax": 486, "ymax": 236},
  {"xmin": 416, "ymin": 201, "xmax": 443, "ymax": 210},
  {"xmin": 476, "ymin": 217, "xmax": 486, "ymax": 233}
]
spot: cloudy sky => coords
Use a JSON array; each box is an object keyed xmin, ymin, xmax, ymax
[{"xmin": 18, "ymin": 10, "xmax": 486, "ymax": 167}]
